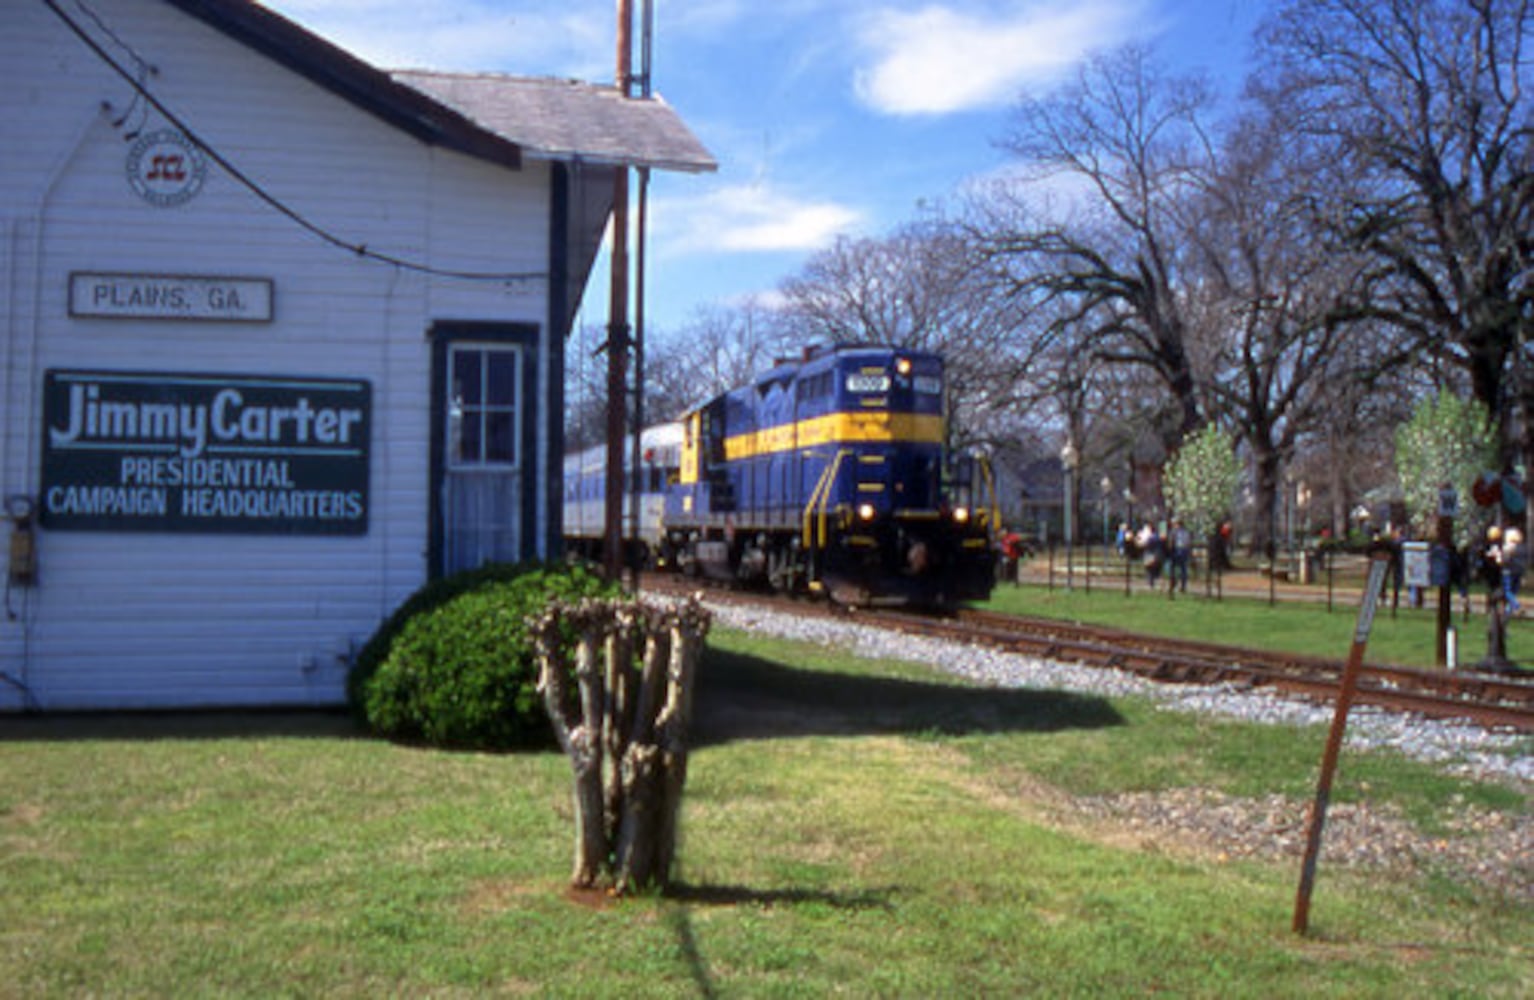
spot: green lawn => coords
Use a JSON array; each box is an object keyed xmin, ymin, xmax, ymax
[
  {"xmin": 984, "ymin": 576, "xmax": 1533, "ymax": 671},
  {"xmin": 2, "ymin": 625, "xmax": 1528, "ymax": 997}
]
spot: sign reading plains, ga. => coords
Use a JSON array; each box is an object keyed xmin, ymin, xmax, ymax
[
  {"xmin": 69, "ymin": 273, "xmax": 273, "ymax": 322},
  {"xmin": 41, "ymin": 371, "xmax": 370, "ymax": 535}
]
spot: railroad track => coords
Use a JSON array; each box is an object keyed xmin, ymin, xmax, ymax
[{"xmin": 640, "ymin": 575, "xmax": 1534, "ymax": 733}]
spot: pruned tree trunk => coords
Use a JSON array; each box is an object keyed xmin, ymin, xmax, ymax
[{"xmin": 531, "ymin": 596, "xmax": 710, "ymax": 895}]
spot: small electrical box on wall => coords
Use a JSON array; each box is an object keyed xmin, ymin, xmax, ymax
[{"xmin": 7, "ymin": 495, "xmax": 38, "ymax": 587}]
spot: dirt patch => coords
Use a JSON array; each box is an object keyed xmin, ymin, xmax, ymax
[{"xmin": 459, "ymin": 877, "xmax": 554, "ymax": 915}]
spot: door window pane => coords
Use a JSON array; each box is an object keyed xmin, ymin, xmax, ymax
[
  {"xmin": 485, "ymin": 412, "xmax": 515, "ymax": 463},
  {"xmin": 487, "ymin": 353, "xmax": 518, "ymax": 404},
  {"xmin": 447, "ymin": 345, "xmax": 519, "ymax": 469},
  {"xmin": 457, "ymin": 412, "xmax": 482, "ymax": 465},
  {"xmin": 453, "ymin": 351, "xmax": 482, "ymax": 405}
]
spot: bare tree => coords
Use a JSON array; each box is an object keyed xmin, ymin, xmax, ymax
[
  {"xmin": 1291, "ymin": 329, "xmax": 1423, "ymax": 538},
  {"xmin": 567, "ymin": 299, "xmax": 792, "ymax": 454},
  {"xmin": 645, "ymin": 299, "xmax": 794, "ymax": 421},
  {"xmin": 1255, "ymin": 0, "xmax": 1534, "ymax": 473},
  {"xmin": 977, "ymin": 45, "xmax": 1219, "ymax": 445},
  {"xmin": 565, "ymin": 321, "xmax": 616, "ymax": 453},
  {"xmin": 776, "ymin": 219, "xmax": 1046, "ymax": 452},
  {"xmin": 1185, "ymin": 112, "xmax": 1368, "ymax": 552}
]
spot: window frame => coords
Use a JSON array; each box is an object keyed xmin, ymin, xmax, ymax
[{"xmin": 446, "ymin": 342, "xmax": 522, "ymax": 472}]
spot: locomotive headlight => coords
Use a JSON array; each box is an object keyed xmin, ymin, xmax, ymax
[
  {"xmin": 895, "ymin": 357, "xmax": 913, "ymax": 376},
  {"xmin": 857, "ymin": 502, "xmax": 877, "ymax": 521},
  {"xmin": 952, "ymin": 505, "xmax": 971, "ymax": 524}
]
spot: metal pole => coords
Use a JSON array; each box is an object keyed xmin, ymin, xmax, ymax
[
  {"xmin": 1065, "ymin": 470, "xmax": 1074, "ymax": 591},
  {"xmin": 1293, "ymin": 552, "xmax": 1391, "ymax": 935},
  {"xmin": 624, "ymin": 0, "xmax": 657, "ymax": 589},
  {"xmin": 1085, "ymin": 538, "xmax": 1092, "ymax": 595},
  {"xmin": 1435, "ymin": 514, "xmax": 1453, "ymax": 666},
  {"xmin": 603, "ymin": 0, "xmax": 635, "ymax": 582},
  {"xmin": 626, "ymin": 166, "xmax": 649, "ymax": 590}
]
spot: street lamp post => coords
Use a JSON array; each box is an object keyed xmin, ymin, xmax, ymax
[
  {"xmin": 1096, "ymin": 474, "xmax": 1112, "ymax": 596},
  {"xmin": 1061, "ymin": 439, "xmax": 1079, "ymax": 591},
  {"xmin": 1100, "ymin": 475, "xmax": 1112, "ymax": 547},
  {"xmin": 1122, "ymin": 485, "xmax": 1135, "ymax": 595}
]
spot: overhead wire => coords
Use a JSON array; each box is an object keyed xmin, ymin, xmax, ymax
[
  {"xmin": 42, "ymin": 0, "xmax": 549, "ymax": 284},
  {"xmin": 71, "ymin": 0, "xmax": 152, "ymax": 135}
]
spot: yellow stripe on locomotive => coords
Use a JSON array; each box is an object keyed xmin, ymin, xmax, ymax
[{"xmin": 722, "ymin": 411, "xmax": 944, "ymax": 462}]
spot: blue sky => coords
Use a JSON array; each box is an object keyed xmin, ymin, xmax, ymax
[{"xmin": 264, "ymin": 1, "xmax": 1268, "ymax": 337}]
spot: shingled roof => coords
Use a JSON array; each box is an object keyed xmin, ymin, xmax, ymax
[
  {"xmin": 393, "ymin": 72, "xmax": 716, "ymax": 174},
  {"xmin": 167, "ymin": 0, "xmax": 714, "ymax": 174}
]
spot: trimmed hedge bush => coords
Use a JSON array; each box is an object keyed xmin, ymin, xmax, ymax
[{"xmin": 348, "ymin": 562, "xmax": 621, "ymax": 750}]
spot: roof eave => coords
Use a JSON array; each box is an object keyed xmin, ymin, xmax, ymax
[
  {"xmin": 524, "ymin": 149, "xmax": 718, "ymax": 174},
  {"xmin": 165, "ymin": 0, "xmax": 522, "ymax": 170}
]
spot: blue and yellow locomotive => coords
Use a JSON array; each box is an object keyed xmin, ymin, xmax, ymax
[{"xmin": 660, "ymin": 344, "xmax": 996, "ymax": 606}]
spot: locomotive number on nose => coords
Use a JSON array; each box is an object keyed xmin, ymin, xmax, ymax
[{"xmin": 846, "ymin": 374, "xmax": 890, "ymax": 393}]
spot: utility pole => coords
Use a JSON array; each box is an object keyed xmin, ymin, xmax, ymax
[
  {"xmin": 625, "ymin": 2, "xmax": 654, "ymax": 591},
  {"xmin": 601, "ymin": 0, "xmax": 634, "ymax": 581}
]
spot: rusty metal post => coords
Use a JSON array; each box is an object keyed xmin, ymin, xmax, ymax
[
  {"xmin": 1293, "ymin": 551, "xmax": 1391, "ymax": 935},
  {"xmin": 602, "ymin": 0, "xmax": 635, "ymax": 582},
  {"xmin": 1435, "ymin": 514, "xmax": 1453, "ymax": 665}
]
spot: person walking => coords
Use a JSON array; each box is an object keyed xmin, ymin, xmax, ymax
[
  {"xmin": 1137, "ymin": 522, "xmax": 1162, "ymax": 588},
  {"xmin": 1168, "ymin": 518, "xmax": 1192, "ymax": 593},
  {"xmin": 1502, "ymin": 527, "xmax": 1526, "ymax": 614}
]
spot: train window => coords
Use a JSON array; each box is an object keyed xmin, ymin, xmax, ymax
[
  {"xmin": 799, "ymin": 370, "xmax": 833, "ymax": 401},
  {"xmin": 448, "ymin": 344, "xmax": 519, "ymax": 469},
  {"xmin": 914, "ymin": 375, "xmax": 942, "ymax": 395}
]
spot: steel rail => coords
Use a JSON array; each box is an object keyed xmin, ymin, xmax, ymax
[{"xmin": 640, "ymin": 575, "xmax": 1534, "ymax": 732}]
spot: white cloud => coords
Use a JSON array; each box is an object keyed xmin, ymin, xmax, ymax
[
  {"xmin": 658, "ymin": 184, "xmax": 863, "ymax": 255},
  {"xmin": 853, "ymin": 1, "xmax": 1142, "ymax": 116}
]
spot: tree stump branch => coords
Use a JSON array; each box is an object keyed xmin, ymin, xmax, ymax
[{"xmin": 531, "ymin": 595, "xmax": 711, "ymax": 894}]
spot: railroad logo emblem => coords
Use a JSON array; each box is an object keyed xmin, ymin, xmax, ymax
[{"xmin": 126, "ymin": 129, "xmax": 207, "ymax": 208}]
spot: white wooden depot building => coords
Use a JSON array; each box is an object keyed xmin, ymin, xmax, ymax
[{"xmin": 0, "ymin": 0, "xmax": 713, "ymax": 711}]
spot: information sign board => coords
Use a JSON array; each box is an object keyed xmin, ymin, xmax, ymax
[
  {"xmin": 40, "ymin": 370, "xmax": 369, "ymax": 535},
  {"xmin": 1402, "ymin": 540, "xmax": 1430, "ymax": 588},
  {"xmin": 69, "ymin": 273, "xmax": 273, "ymax": 322}
]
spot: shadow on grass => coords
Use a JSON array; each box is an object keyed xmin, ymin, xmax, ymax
[
  {"xmin": 0, "ymin": 707, "xmax": 365, "ymax": 743},
  {"xmin": 692, "ymin": 645, "xmax": 1124, "ymax": 746},
  {"xmin": 661, "ymin": 884, "xmax": 898, "ymax": 1000},
  {"xmin": 3, "ymin": 642, "xmax": 1126, "ymax": 746},
  {"xmin": 666, "ymin": 881, "xmax": 897, "ymax": 911}
]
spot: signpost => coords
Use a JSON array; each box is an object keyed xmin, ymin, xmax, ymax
[{"xmin": 1292, "ymin": 551, "xmax": 1391, "ymax": 935}]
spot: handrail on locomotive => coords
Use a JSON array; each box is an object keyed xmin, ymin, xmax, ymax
[{"xmin": 803, "ymin": 448, "xmax": 852, "ymax": 551}]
